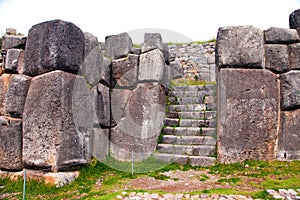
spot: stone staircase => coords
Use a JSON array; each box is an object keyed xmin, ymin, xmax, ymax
[{"xmin": 154, "ymin": 84, "xmax": 217, "ymax": 166}]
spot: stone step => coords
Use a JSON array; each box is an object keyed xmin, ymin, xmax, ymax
[
  {"xmin": 179, "ymin": 119, "xmax": 216, "ymax": 128},
  {"xmin": 161, "ymin": 135, "xmax": 216, "ymax": 145},
  {"xmin": 163, "ymin": 127, "xmax": 216, "ymax": 136},
  {"xmin": 173, "ymin": 90, "xmax": 215, "ymax": 98},
  {"xmin": 153, "ymin": 153, "xmax": 216, "ymax": 166},
  {"xmin": 168, "ymin": 104, "xmax": 206, "ymax": 112},
  {"xmin": 167, "ymin": 111, "xmax": 217, "ymax": 120},
  {"xmin": 164, "ymin": 118, "xmax": 179, "ymax": 126},
  {"xmin": 177, "ymin": 97, "xmax": 204, "ymax": 105},
  {"xmin": 157, "ymin": 144, "xmax": 216, "ymax": 156},
  {"xmin": 172, "ymin": 84, "xmax": 216, "ymax": 92}
]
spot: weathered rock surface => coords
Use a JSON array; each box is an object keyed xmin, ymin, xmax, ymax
[
  {"xmin": 264, "ymin": 27, "xmax": 299, "ymax": 44},
  {"xmin": 288, "ymin": 43, "xmax": 300, "ymax": 70},
  {"xmin": 169, "ymin": 58, "xmax": 184, "ymax": 80},
  {"xmin": 278, "ymin": 110, "xmax": 300, "ymax": 160},
  {"xmin": 265, "ymin": 44, "xmax": 289, "ymax": 73},
  {"xmin": 216, "ymin": 26, "xmax": 264, "ymax": 68},
  {"xmin": 217, "ymin": 69, "xmax": 279, "ymax": 163},
  {"xmin": 90, "ymin": 128, "xmax": 109, "ymax": 161},
  {"xmin": 0, "ymin": 116, "xmax": 22, "ymax": 170},
  {"xmin": 4, "ymin": 49, "xmax": 24, "ymax": 73},
  {"xmin": 142, "ymin": 33, "xmax": 169, "ymax": 62},
  {"xmin": 110, "ymin": 83, "xmax": 166, "ymax": 161},
  {"xmin": 281, "ymin": 70, "xmax": 300, "ymax": 110},
  {"xmin": 0, "ymin": 74, "xmax": 11, "ymax": 115},
  {"xmin": 112, "ymin": 54, "xmax": 139, "ymax": 88},
  {"xmin": 23, "ymin": 70, "xmax": 92, "ymax": 171},
  {"xmin": 79, "ymin": 44, "xmax": 103, "ymax": 87},
  {"xmin": 139, "ymin": 49, "xmax": 166, "ymax": 83},
  {"xmin": 83, "ymin": 32, "xmax": 99, "ymax": 57},
  {"xmin": 105, "ymin": 32, "xmax": 133, "ymax": 59},
  {"xmin": 23, "ymin": 19, "xmax": 84, "ymax": 77},
  {"xmin": 142, "ymin": 33, "xmax": 164, "ymax": 53},
  {"xmin": 290, "ymin": 9, "xmax": 300, "ymax": 29},
  {"xmin": 5, "ymin": 74, "xmax": 31, "ymax": 118},
  {"xmin": 111, "ymin": 89, "xmax": 133, "ymax": 124},
  {"xmin": 99, "ymin": 57, "xmax": 113, "ymax": 87},
  {"xmin": 91, "ymin": 83, "xmax": 115, "ymax": 127},
  {"xmin": 1, "ymin": 34, "xmax": 26, "ymax": 50}
]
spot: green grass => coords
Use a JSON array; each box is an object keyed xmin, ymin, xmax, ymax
[{"xmin": 1, "ymin": 160, "xmax": 300, "ymax": 199}]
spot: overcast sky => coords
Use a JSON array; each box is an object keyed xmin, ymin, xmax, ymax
[{"xmin": 0, "ymin": 0, "xmax": 299, "ymax": 43}]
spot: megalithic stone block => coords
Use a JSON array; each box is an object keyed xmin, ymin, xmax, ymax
[
  {"xmin": 278, "ymin": 110, "xmax": 300, "ymax": 160},
  {"xmin": 217, "ymin": 68, "xmax": 279, "ymax": 163},
  {"xmin": 5, "ymin": 74, "xmax": 31, "ymax": 118},
  {"xmin": 281, "ymin": 70, "xmax": 300, "ymax": 110},
  {"xmin": 1, "ymin": 34, "xmax": 26, "ymax": 50},
  {"xmin": 23, "ymin": 20, "xmax": 84, "ymax": 77},
  {"xmin": 290, "ymin": 9, "xmax": 300, "ymax": 29},
  {"xmin": 0, "ymin": 74, "xmax": 11, "ymax": 116},
  {"xmin": 216, "ymin": 26, "xmax": 264, "ymax": 68},
  {"xmin": 0, "ymin": 116, "xmax": 23, "ymax": 170},
  {"xmin": 4, "ymin": 49, "xmax": 24, "ymax": 74},
  {"xmin": 23, "ymin": 70, "xmax": 92, "ymax": 171},
  {"xmin": 105, "ymin": 32, "xmax": 133, "ymax": 60},
  {"xmin": 83, "ymin": 32, "xmax": 99, "ymax": 58},
  {"xmin": 110, "ymin": 83, "xmax": 166, "ymax": 162}
]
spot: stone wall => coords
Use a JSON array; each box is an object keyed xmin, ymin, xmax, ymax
[
  {"xmin": 168, "ymin": 42, "xmax": 216, "ymax": 82},
  {"xmin": 0, "ymin": 20, "xmax": 182, "ymax": 172},
  {"xmin": 216, "ymin": 9, "xmax": 300, "ymax": 163}
]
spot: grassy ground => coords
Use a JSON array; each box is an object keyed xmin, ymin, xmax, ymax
[{"xmin": 0, "ymin": 158, "xmax": 300, "ymax": 199}]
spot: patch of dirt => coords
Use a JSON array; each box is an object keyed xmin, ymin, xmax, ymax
[{"xmin": 126, "ymin": 169, "xmax": 262, "ymax": 193}]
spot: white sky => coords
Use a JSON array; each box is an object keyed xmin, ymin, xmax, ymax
[{"xmin": 0, "ymin": 0, "xmax": 299, "ymax": 43}]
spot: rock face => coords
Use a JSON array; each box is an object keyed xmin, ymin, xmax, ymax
[
  {"xmin": 105, "ymin": 32, "xmax": 133, "ymax": 59},
  {"xmin": 4, "ymin": 49, "xmax": 24, "ymax": 73},
  {"xmin": 264, "ymin": 27, "xmax": 299, "ymax": 44},
  {"xmin": 110, "ymin": 83, "xmax": 166, "ymax": 161},
  {"xmin": 139, "ymin": 49, "xmax": 165, "ymax": 84},
  {"xmin": 265, "ymin": 44, "xmax": 289, "ymax": 73},
  {"xmin": 216, "ymin": 26, "xmax": 264, "ymax": 68},
  {"xmin": 288, "ymin": 43, "xmax": 300, "ymax": 70},
  {"xmin": 91, "ymin": 83, "xmax": 114, "ymax": 128},
  {"xmin": 217, "ymin": 69, "xmax": 279, "ymax": 163},
  {"xmin": 112, "ymin": 54, "xmax": 139, "ymax": 88},
  {"xmin": 23, "ymin": 70, "xmax": 92, "ymax": 171},
  {"xmin": 23, "ymin": 20, "xmax": 84, "ymax": 77},
  {"xmin": 1, "ymin": 35, "xmax": 26, "ymax": 50},
  {"xmin": 290, "ymin": 9, "xmax": 300, "ymax": 29},
  {"xmin": 90, "ymin": 128, "xmax": 109, "ymax": 161},
  {"xmin": 281, "ymin": 71, "xmax": 300, "ymax": 110},
  {"xmin": 5, "ymin": 74, "xmax": 31, "ymax": 118},
  {"xmin": 0, "ymin": 116, "xmax": 22, "ymax": 170},
  {"xmin": 83, "ymin": 32, "xmax": 99, "ymax": 57},
  {"xmin": 0, "ymin": 74, "xmax": 11, "ymax": 115},
  {"xmin": 278, "ymin": 110, "xmax": 300, "ymax": 160}
]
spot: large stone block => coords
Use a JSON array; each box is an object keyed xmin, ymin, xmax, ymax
[
  {"xmin": 264, "ymin": 27, "xmax": 299, "ymax": 44},
  {"xmin": 91, "ymin": 83, "xmax": 115, "ymax": 128},
  {"xmin": 290, "ymin": 9, "xmax": 300, "ymax": 29},
  {"xmin": 99, "ymin": 57, "xmax": 113, "ymax": 87},
  {"xmin": 111, "ymin": 88, "xmax": 133, "ymax": 124},
  {"xmin": 79, "ymin": 44, "xmax": 103, "ymax": 87},
  {"xmin": 5, "ymin": 74, "xmax": 31, "ymax": 118},
  {"xmin": 217, "ymin": 69, "xmax": 279, "ymax": 163},
  {"xmin": 281, "ymin": 70, "xmax": 300, "ymax": 110},
  {"xmin": 169, "ymin": 58, "xmax": 184, "ymax": 80},
  {"xmin": 105, "ymin": 32, "xmax": 133, "ymax": 59},
  {"xmin": 216, "ymin": 26, "xmax": 264, "ymax": 68},
  {"xmin": 84, "ymin": 32, "xmax": 99, "ymax": 57},
  {"xmin": 141, "ymin": 33, "xmax": 169, "ymax": 62},
  {"xmin": 288, "ymin": 43, "xmax": 300, "ymax": 70},
  {"xmin": 112, "ymin": 54, "xmax": 139, "ymax": 88},
  {"xmin": 139, "ymin": 49, "xmax": 165, "ymax": 83},
  {"xmin": 4, "ymin": 49, "xmax": 24, "ymax": 73},
  {"xmin": 0, "ymin": 74, "xmax": 11, "ymax": 115},
  {"xmin": 23, "ymin": 70, "xmax": 92, "ymax": 171},
  {"xmin": 0, "ymin": 116, "xmax": 22, "ymax": 170},
  {"xmin": 278, "ymin": 110, "xmax": 300, "ymax": 160},
  {"xmin": 1, "ymin": 34, "xmax": 26, "ymax": 50},
  {"xmin": 265, "ymin": 44, "xmax": 289, "ymax": 73},
  {"xmin": 110, "ymin": 83, "xmax": 166, "ymax": 161},
  {"xmin": 23, "ymin": 20, "xmax": 84, "ymax": 77},
  {"xmin": 90, "ymin": 128, "xmax": 109, "ymax": 161}
]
